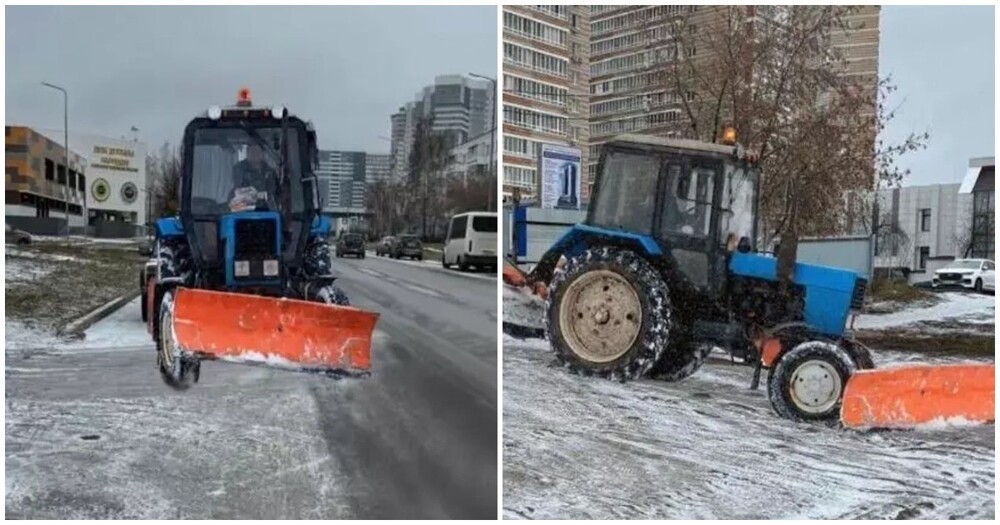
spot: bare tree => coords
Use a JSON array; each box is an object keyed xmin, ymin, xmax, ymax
[
  {"xmin": 632, "ymin": 5, "xmax": 928, "ymax": 284},
  {"xmin": 146, "ymin": 142, "xmax": 181, "ymax": 218}
]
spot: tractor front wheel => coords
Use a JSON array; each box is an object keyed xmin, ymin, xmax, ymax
[
  {"xmin": 156, "ymin": 289, "xmax": 199, "ymax": 391},
  {"xmin": 547, "ymin": 246, "xmax": 671, "ymax": 381},
  {"xmin": 767, "ymin": 341, "xmax": 856, "ymax": 422},
  {"xmin": 313, "ymin": 284, "xmax": 351, "ymax": 306}
]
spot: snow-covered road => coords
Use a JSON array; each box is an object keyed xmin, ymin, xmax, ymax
[
  {"xmin": 502, "ymin": 287, "xmax": 995, "ymax": 519},
  {"xmin": 6, "ymin": 255, "xmax": 498, "ymax": 519}
]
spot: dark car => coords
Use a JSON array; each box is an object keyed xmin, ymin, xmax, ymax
[
  {"xmin": 5, "ymin": 223, "xmax": 32, "ymax": 245},
  {"xmin": 375, "ymin": 236, "xmax": 395, "ymax": 257},
  {"xmin": 336, "ymin": 233, "xmax": 366, "ymax": 258},
  {"xmin": 392, "ymin": 235, "xmax": 423, "ymax": 260}
]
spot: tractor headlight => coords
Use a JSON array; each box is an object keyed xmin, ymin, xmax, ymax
[
  {"xmin": 234, "ymin": 260, "xmax": 250, "ymax": 277},
  {"xmin": 263, "ymin": 259, "xmax": 279, "ymax": 276},
  {"xmin": 207, "ymin": 105, "xmax": 222, "ymax": 120}
]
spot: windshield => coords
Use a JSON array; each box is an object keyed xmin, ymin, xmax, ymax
[
  {"xmin": 472, "ymin": 216, "xmax": 497, "ymax": 233},
  {"xmin": 719, "ymin": 164, "xmax": 758, "ymax": 246},
  {"xmin": 952, "ymin": 260, "xmax": 983, "ymax": 269},
  {"xmin": 189, "ymin": 126, "xmax": 303, "ymax": 216},
  {"xmin": 590, "ymin": 151, "xmax": 661, "ymax": 234}
]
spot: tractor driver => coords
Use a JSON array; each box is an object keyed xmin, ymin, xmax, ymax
[{"xmin": 228, "ymin": 144, "xmax": 278, "ymax": 212}]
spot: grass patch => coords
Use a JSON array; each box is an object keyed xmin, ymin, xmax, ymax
[
  {"xmin": 866, "ymin": 280, "xmax": 935, "ymax": 309},
  {"xmin": 5, "ymin": 242, "xmax": 145, "ymax": 331},
  {"xmin": 856, "ymin": 330, "xmax": 994, "ymax": 359}
]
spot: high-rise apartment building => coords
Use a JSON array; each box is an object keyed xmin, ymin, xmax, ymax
[
  {"xmin": 587, "ymin": 5, "xmax": 881, "ymax": 195},
  {"xmin": 501, "ymin": 5, "xmax": 590, "ymax": 201},
  {"xmin": 389, "ymin": 75, "xmax": 493, "ymax": 181},
  {"xmin": 317, "ymin": 150, "xmax": 368, "ymax": 215},
  {"xmin": 365, "ymin": 153, "xmax": 393, "ymax": 185}
]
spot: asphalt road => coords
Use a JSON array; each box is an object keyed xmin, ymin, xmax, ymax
[{"xmin": 5, "ymin": 253, "xmax": 498, "ymax": 519}]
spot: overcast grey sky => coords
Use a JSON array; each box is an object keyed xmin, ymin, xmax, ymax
[
  {"xmin": 5, "ymin": 6, "xmax": 994, "ymax": 186},
  {"xmin": 880, "ymin": 5, "xmax": 994, "ymax": 185},
  {"xmin": 5, "ymin": 5, "xmax": 497, "ymax": 154}
]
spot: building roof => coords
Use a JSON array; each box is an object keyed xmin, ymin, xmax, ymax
[
  {"xmin": 606, "ymin": 134, "xmax": 739, "ymax": 156},
  {"xmin": 959, "ymin": 158, "xmax": 995, "ymax": 194}
]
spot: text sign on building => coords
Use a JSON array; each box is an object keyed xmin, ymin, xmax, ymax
[
  {"xmin": 89, "ymin": 145, "xmax": 139, "ymax": 173},
  {"xmin": 537, "ymin": 144, "xmax": 582, "ymax": 210}
]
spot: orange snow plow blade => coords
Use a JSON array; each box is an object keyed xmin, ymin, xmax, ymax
[
  {"xmin": 171, "ymin": 288, "xmax": 377, "ymax": 374},
  {"xmin": 841, "ymin": 364, "xmax": 995, "ymax": 429},
  {"xmin": 503, "ymin": 262, "xmax": 548, "ymax": 298}
]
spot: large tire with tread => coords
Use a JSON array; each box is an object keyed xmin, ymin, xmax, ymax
[
  {"xmin": 312, "ymin": 284, "xmax": 351, "ymax": 306},
  {"xmin": 650, "ymin": 339, "xmax": 711, "ymax": 382},
  {"xmin": 156, "ymin": 289, "xmax": 199, "ymax": 390},
  {"xmin": 547, "ymin": 246, "xmax": 671, "ymax": 381},
  {"xmin": 767, "ymin": 341, "xmax": 856, "ymax": 422}
]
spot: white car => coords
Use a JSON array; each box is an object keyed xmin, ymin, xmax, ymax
[{"xmin": 932, "ymin": 259, "xmax": 995, "ymax": 293}]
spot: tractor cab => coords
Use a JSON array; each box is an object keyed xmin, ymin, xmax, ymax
[
  {"xmin": 178, "ymin": 88, "xmax": 323, "ymax": 288},
  {"xmin": 587, "ymin": 132, "xmax": 760, "ymax": 300}
]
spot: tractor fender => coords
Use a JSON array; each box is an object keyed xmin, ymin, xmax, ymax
[{"xmin": 528, "ymin": 224, "xmax": 662, "ymax": 285}]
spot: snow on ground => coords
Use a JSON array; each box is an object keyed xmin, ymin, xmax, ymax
[
  {"xmin": 854, "ymin": 292, "xmax": 994, "ymax": 330},
  {"xmin": 503, "ymin": 284, "xmax": 546, "ymax": 330},
  {"xmin": 5, "ymin": 298, "xmax": 149, "ymax": 355},
  {"xmin": 502, "ymin": 335, "xmax": 995, "ymax": 520},
  {"xmin": 502, "ymin": 286, "xmax": 995, "ymax": 519},
  {"xmin": 4, "ymin": 257, "xmax": 53, "ymax": 288},
  {"xmin": 5, "ymin": 247, "xmax": 80, "ymax": 262}
]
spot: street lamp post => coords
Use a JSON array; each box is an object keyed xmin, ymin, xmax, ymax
[
  {"xmin": 41, "ymin": 81, "xmax": 70, "ymax": 238},
  {"xmin": 468, "ymin": 73, "xmax": 497, "ymax": 212}
]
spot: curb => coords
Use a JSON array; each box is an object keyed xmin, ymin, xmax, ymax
[{"xmin": 59, "ymin": 290, "xmax": 141, "ymax": 338}]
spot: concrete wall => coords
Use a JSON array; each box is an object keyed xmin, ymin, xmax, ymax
[{"xmin": 6, "ymin": 216, "xmax": 68, "ymax": 235}]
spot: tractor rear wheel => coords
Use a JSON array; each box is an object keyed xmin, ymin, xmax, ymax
[
  {"xmin": 547, "ymin": 246, "xmax": 671, "ymax": 381},
  {"xmin": 767, "ymin": 341, "xmax": 856, "ymax": 422},
  {"xmin": 650, "ymin": 339, "xmax": 712, "ymax": 382}
]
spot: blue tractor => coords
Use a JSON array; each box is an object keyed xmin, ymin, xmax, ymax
[
  {"xmin": 506, "ymin": 133, "xmax": 874, "ymax": 422},
  {"xmin": 145, "ymin": 89, "xmax": 377, "ymax": 389}
]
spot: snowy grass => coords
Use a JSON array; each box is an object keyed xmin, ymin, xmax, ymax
[{"xmin": 5, "ymin": 242, "xmax": 146, "ymax": 343}]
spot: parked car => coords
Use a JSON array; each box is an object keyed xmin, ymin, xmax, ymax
[
  {"xmin": 139, "ymin": 259, "xmax": 157, "ymax": 322},
  {"xmin": 442, "ymin": 211, "xmax": 497, "ymax": 272},
  {"xmin": 932, "ymin": 258, "xmax": 995, "ymax": 293},
  {"xmin": 336, "ymin": 233, "xmax": 366, "ymax": 258},
  {"xmin": 5, "ymin": 223, "xmax": 32, "ymax": 245},
  {"xmin": 392, "ymin": 235, "xmax": 423, "ymax": 260},
  {"xmin": 375, "ymin": 236, "xmax": 395, "ymax": 257}
]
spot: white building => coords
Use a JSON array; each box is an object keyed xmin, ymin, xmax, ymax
[
  {"xmin": 446, "ymin": 131, "xmax": 493, "ymax": 183},
  {"xmin": 874, "ymin": 157, "xmax": 994, "ymax": 282},
  {"xmin": 70, "ymin": 133, "xmax": 148, "ymax": 229}
]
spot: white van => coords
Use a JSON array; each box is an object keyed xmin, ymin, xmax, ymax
[{"xmin": 442, "ymin": 211, "xmax": 497, "ymax": 271}]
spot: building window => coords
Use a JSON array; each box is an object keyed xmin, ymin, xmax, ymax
[
  {"xmin": 57, "ymin": 165, "xmax": 66, "ymax": 185},
  {"xmin": 504, "ymin": 11, "xmax": 567, "ymax": 46},
  {"xmin": 504, "ymin": 104, "xmax": 567, "ymax": 135},
  {"xmin": 503, "ymin": 74, "xmax": 568, "ymax": 106},
  {"xmin": 45, "ymin": 159, "xmax": 54, "ymax": 180},
  {"xmin": 78, "ymin": 174, "xmax": 86, "ymax": 192},
  {"xmin": 919, "ymin": 208, "xmax": 931, "ymax": 232},
  {"xmin": 918, "ymin": 246, "xmax": 929, "ymax": 270},
  {"xmin": 504, "ymin": 42, "xmax": 568, "ymax": 77},
  {"xmin": 504, "ymin": 166, "xmax": 537, "ymax": 189}
]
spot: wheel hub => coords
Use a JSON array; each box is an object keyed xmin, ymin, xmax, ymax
[
  {"xmin": 789, "ymin": 359, "xmax": 842, "ymax": 414},
  {"xmin": 559, "ymin": 270, "xmax": 642, "ymax": 363}
]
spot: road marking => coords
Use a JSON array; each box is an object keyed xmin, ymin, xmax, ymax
[
  {"xmin": 356, "ymin": 267, "xmax": 386, "ymax": 279},
  {"xmin": 365, "ymin": 251, "xmax": 496, "ymax": 282},
  {"xmin": 398, "ymin": 282, "xmax": 443, "ymax": 298}
]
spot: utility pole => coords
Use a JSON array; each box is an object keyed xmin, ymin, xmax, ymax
[
  {"xmin": 469, "ymin": 73, "xmax": 497, "ymax": 212},
  {"xmin": 42, "ymin": 81, "xmax": 69, "ymax": 239}
]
